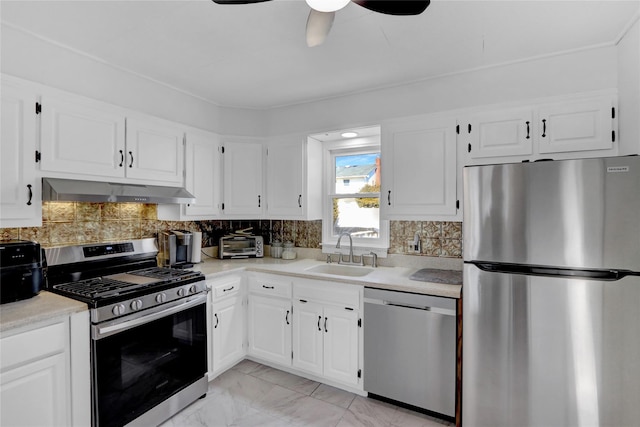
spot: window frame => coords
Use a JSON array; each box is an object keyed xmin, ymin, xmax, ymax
[{"xmin": 321, "ymin": 139, "xmax": 389, "ymax": 256}]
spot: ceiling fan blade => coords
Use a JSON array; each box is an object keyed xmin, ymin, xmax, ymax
[
  {"xmin": 211, "ymin": 0, "xmax": 271, "ymax": 4},
  {"xmin": 306, "ymin": 10, "xmax": 335, "ymax": 47},
  {"xmin": 352, "ymin": 0, "xmax": 430, "ymax": 15}
]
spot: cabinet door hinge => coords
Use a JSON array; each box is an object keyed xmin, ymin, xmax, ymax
[
  {"xmin": 35, "ymin": 102, "xmax": 41, "ymax": 115},
  {"xmin": 456, "ymin": 200, "xmax": 460, "ymax": 210},
  {"xmin": 612, "ymin": 130, "xmax": 616, "ymax": 142},
  {"xmin": 357, "ymin": 369, "xmax": 362, "ymax": 379},
  {"xmin": 35, "ymin": 150, "xmax": 41, "ymax": 163},
  {"xmin": 357, "ymin": 318, "xmax": 362, "ymax": 328},
  {"xmin": 612, "ymin": 107, "xmax": 616, "ymax": 119}
]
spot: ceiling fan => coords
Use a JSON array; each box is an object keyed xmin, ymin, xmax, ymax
[{"xmin": 211, "ymin": 0, "xmax": 431, "ymax": 47}]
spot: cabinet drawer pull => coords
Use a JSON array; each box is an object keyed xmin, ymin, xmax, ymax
[
  {"xmin": 526, "ymin": 121, "xmax": 530, "ymax": 139},
  {"xmin": 223, "ymin": 286, "xmax": 235, "ymax": 292},
  {"xmin": 26, "ymin": 184, "xmax": 33, "ymax": 206},
  {"xmin": 541, "ymin": 119, "xmax": 547, "ymax": 138},
  {"xmin": 299, "ymin": 299, "xmax": 307, "ymax": 303},
  {"xmin": 262, "ymin": 285, "xmax": 274, "ymax": 289}
]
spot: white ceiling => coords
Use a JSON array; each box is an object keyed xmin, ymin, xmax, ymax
[{"xmin": 1, "ymin": 0, "xmax": 638, "ymax": 110}]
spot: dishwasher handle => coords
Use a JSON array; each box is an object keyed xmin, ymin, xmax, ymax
[{"xmin": 364, "ymin": 297, "xmax": 456, "ymax": 316}]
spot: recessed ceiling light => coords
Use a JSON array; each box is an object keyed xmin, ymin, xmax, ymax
[{"xmin": 341, "ymin": 132, "xmax": 358, "ymax": 138}]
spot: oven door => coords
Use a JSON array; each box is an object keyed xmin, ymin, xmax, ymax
[{"xmin": 91, "ymin": 293, "xmax": 207, "ymax": 427}]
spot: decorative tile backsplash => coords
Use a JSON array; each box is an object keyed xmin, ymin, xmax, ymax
[{"xmin": 1, "ymin": 202, "xmax": 462, "ymax": 258}]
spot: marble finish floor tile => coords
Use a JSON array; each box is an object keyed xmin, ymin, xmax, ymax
[{"xmin": 164, "ymin": 362, "xmax": 452, "ymax": 427}]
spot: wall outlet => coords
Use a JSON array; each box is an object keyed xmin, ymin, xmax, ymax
[{"xmin": 406, "ymin": 240, "xmax": 420, "ymax": 254}]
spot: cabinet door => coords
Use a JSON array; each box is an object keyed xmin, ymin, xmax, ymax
[
  {"xmin": 381, "ymin": 116, "xmax": 458, "ymax": 219},
  {"xmin": 266, "ymin": 140, "xmax": 304, "ymax": 217},
  {"xmin": 184, "ymin": 130, "xmax": 221, "ymax": 218},
  {"xmin": 466, "ymin": 108, "xmax": 534, "ymax": 159},
  {"xmin": 292, "ymin": 300, "xmax": 323, "ymax": 376},
  {"xmin": 40, "ymin": 94, "xmax": 125, "ymax": 178},
  {"xmin": 222, "ymin": 140, "xmax": 263, "ymax": 216},
  {"xmin": 323, "ymin": 307, "xmax": 359, "ymax": 386},
  {"xmin": 125, "ymin": 117, "xmax": 184, "ymax": 185},
  {"xmin": 247, "ymin": 295, "xmax": 291, "ymax": 366},
  {"xmin": 0, "ymin": 82, "xmax": 41, "ymax": 227},
  {"xmin": 212, "ymin": 296, "xmax": 245, "ymax": 374},
  {"xmin": 0, "ymin": 353, "xmax": 69, "ymax": 426},
  {"xmin": 538, "ymin": 96, "xmax": 615, "ymax": 153}
]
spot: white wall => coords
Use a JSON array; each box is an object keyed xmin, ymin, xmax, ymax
[
  {"xmin": 0, "ymin": 24, "xmax": 267, "ymax": 137},
  {"xmin": 265, "ymin": 46, "xmax": 619, "ymax": 137},
  {"xmin": 617, "ymin": 18, "xmax": 640, "ymax": 155}
]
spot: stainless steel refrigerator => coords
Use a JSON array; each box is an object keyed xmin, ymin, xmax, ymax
[{"xmin": 462, "ymin": 156, "xmax": 640, "ymax": 427}]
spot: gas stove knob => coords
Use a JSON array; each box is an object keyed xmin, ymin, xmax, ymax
[
  {"xmin": 112, "ymin": 304, "xmax": 126, "ymax": 316},
  {"xmin": 156, "ymin": 292, "xmax": 167, "ymax": 303},
  {"xmin": 177, "ymin": 288, "xmax": 186, "ymax": 297},
  {"xmin": 189, "ymin": 285, "xmax": 198, "ymax": 294},
  {"xmin": 130, "ymin": 299, "xmax": 143, "ymax": 311}
]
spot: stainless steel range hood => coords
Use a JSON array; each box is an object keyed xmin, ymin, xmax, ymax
[{"xmin": 42, "ymin": 178, "xmax": 196, "ymax": 204}]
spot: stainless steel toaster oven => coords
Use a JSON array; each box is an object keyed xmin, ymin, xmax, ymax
[{"xmin": 219, "ymin": 235, "xmax": 263, "ymax": 259}]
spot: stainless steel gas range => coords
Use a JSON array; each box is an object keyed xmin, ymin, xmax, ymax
[{"xmin": 45, "ymin": 238, "xmax": 208, "ymax": 427}]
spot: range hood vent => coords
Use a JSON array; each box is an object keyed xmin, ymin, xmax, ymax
[{"xmin": 42, "ymin": 178, "xmax": 196, "ymax": 204}]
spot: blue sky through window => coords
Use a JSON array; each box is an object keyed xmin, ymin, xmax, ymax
[{"xmin": 335, "ymin": 153, "xmax": 380, "ymax": 167}]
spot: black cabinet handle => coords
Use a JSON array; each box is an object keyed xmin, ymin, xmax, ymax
[
  {"xmin": 119, "ymin": 150, "xmax": 124, "ymax": 167},
  {"xmin": 222, "ymin": 286, "xmax": 234, "ymax": 292},
  {"xmin": 262, "ymin": 285, "xmax": 274, "ymax": 289},
  {"xmin": 324, "ymin": 317, "xmax": 328, "ymax": 333},
  {"xmin": 318, "ymin": 315, "xmax": 322, "ymax": 331},
  {"xmin": 258, "ymin": 195, "xmax": 261, "ymax": 208},
  {"xmin": 285, "ymin": 310, "xmax": 290, "ymax": 325},
  {"xmin": 26, "ymin": 184, "xmax": 33, "ymax": 206},
  {"xmin": 541, "ymin": 119, "xmax": 547, "ymax": 138},
  {"xmin": 298, "ymin": 194, "xmax": 302, "ymax": 208},
  {"xmin": 387, "ymin": 190, "xmax": 391, "ymax": 206},
  {"xmin": 526, "ymin": 121, "xmax": 530, "ymax": 139},
  {"xmin": 214, "ymin": 313, "xmax": 219, "ymax": 329},
  {"xmin": 129, "ymin": 151, "xmax": 134, "ymax": 168},
  {"xmin": 467, "ymin": 123, "xmax": 472, "ymax": 134}
]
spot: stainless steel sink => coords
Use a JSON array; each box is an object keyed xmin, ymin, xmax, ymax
[{"xmin": 306, "ymin": 264, "xmax": 374, "ymax": 277}]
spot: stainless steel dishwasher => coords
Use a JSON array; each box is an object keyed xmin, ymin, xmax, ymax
[{"xmin": 363, "ymin": 287, "xmax": 456, "ymax": 419}]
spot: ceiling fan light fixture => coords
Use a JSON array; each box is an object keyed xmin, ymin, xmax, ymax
[{"xmin": 305, "ymin": 0, "xmax": 350, "ymax": 13}]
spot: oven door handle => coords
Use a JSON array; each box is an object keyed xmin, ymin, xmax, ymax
[{"xmin": 93, "ymin": 294, "xmax": 206, "ymax": 340}]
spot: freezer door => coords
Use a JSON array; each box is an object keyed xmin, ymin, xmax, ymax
[
  {"xmin": 462, "ymin": 264, "xmax": 640, "ymax": 427},
  {"xmin": 463, "ymin": 156, "xmax": 640, "ymax": 271}
]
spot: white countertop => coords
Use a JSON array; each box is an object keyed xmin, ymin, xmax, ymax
[
  {"xmin": 0, "ymin": 291, "xmax": 88, "ymax": 334},
  {"xmin": 192, "ymin": 257, "xmax": 462, "ymax": 299}
]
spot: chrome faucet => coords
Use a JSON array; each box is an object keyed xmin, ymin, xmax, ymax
[{"xmin": 336, "ymin": 232, "xmax": 355, "ymax": 264}]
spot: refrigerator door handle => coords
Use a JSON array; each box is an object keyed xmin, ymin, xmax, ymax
[{"xmin": 470, "ymin": 261, "xmax": 634, "ymax": 281}]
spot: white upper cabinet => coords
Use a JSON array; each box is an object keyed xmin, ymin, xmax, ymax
[
  {"xmin": 39, "ymin": 88, "xmax": 185, "ymax": 185},
  {"xmin": 0, "ymin": 78, "xmax": 41, "ymax": 227},
  {"xmin": 265, "ymin": 136, "xmax": 322, "ymax": 220},
  {"xmin": 40, "ymin": 92, "xmax": 126, "ymax": 179},
  {"xmin": 537, "ymin": 95, "xmax": 615, "ymax": 153},
  {"xmin": 221, "ymin": 138, "xmax": 264, "ymax": 217},
  {"xmin": 124, "ymin": 116, "xmax": 185, "ymax": 185},
  {"xmin": 462, "ymin": 91, "xmax": 618, "ymax": 165},
  {"xmin": 381, "ymin": 115, "xmax": 458, "ymax": 220},
  {"xmin": 465, "ymin": 107, "xmax": 534, "ymax": 159}
]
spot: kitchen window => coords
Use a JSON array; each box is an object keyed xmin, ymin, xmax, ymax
[{"xmin": 321, "ymin": 135, "xmax": 389, "ymax": 255}]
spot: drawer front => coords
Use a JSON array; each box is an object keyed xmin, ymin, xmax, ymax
[
  {"xmin": 294, "ymin": 279, "xmax": 360, "ymax": 309},
  {"xmin": 209, "ymin": 275, "xmax": 242, "ymax": 300},
  {"xmin": 1, "ymin": 321, "xmax": 67, "ymax": 370},
  {"xmin": 248, "ymin": 273, "xmax": 292, "ymax": 298}
]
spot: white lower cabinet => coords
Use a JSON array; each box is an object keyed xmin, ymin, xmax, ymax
[
  {"xmin": 0, "ymin": 312, "xmax": 90, "ymax": 427},
  {"xmin": 247, "ymin": 273, "xmax": 293, "ymax": 366},
  {"xmin": 292, "ymin": 280, "xmax": 362, "ymax": 388},
  {"xmin": 208, "ymin": 275, "xmax": 245, "ymax": 378}
]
